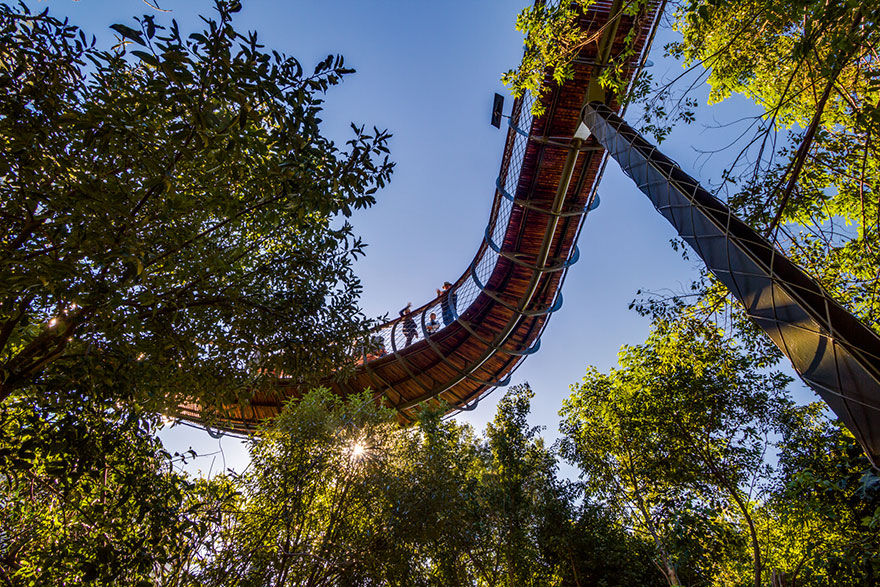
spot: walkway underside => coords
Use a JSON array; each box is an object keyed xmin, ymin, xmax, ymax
[{"xmin": 177, "ymin": 0, "xmax": 663, "ymax": 432}]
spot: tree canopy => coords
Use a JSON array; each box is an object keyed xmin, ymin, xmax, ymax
[
  {"xmin": 4, "ymin": 358, "xmax": 874, "ymax": 585},
  {"xmin": 559, "ymin": 308, "xmax": 880, "ymax": 586},
  {"xmin": 2, "ymin": 0, "xmax": 879, "ymax": 584},
  {"xmin": 0, "ymin": 386, "xmax": 665, "ymax": 586},
  {"xmin": 0, "ymin": 0, "xmax": 393, "ymax": 416},
  {"xmin": 560, "ymin": 312, "xmax": 791, "ymax": 586}
]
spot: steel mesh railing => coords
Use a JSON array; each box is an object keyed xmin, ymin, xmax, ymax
[
  {"xmin": 356, "ymin": 0, "xmax": 663, "ymax": 408},
  {"xmin": 168, "ymin": 0, "xmax": 674, "ymax": 436},
  {"xmin": 172, "ymin": 0, "xmax": 672, "ymax": 435},
  {"xmin": 359, "ymin": 91, "xmax": 538, "ymax": 366}
]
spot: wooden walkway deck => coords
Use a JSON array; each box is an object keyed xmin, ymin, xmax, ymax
[{"xmin": 178, "ymin": 0, "xmax": 663, "ymax": 433}]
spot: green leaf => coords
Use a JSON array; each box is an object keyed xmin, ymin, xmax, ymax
[
  {"xmin": 130, "ymin": 50, "xmax": 159, "ymax": 67},
  {"xmin": 110, "ymin": 23, "xmax": 145, "ymax": 45}
]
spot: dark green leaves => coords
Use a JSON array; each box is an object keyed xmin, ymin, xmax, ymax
[
  {"xmin": 0, "ymin": 395, "xmax": 224, "ymax": 586},
  {"xmin": 186, "ymin": 387, "xmax": 660, "ymax": 587},
  {"xmin": 109, "ymin": 23, "xmax": 145, "ymax": 45},
  {"xmin": 0, "ymin": 1, "xmax": 393, "ymax": 413},
  {"xmin": 129, "ymin": 50, "xmax": 158, "ymax": 66}
]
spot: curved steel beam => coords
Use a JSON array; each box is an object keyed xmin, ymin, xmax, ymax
[
  {"xmin": 583, "ymin": 101, "xmax": 880, "ymax": 466},
  {"xmin": 484, "ymin": 226, "xmax": 581, "ymax": 273},
  {"xmin": 496, "ymin": 178, "xmax": 591, "ymax": 218},
  {"xmin": 469, "ymin": 261, "xmax": 565, "ymax": 318}
]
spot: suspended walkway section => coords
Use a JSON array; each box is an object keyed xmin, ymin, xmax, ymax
[
  {"xmin": 179, "ymin": 1, "xmax": 880, "ymax": 467},
  {"xmin": 177, "ymin": 0, "xmax": 664, "ymax": 432}
]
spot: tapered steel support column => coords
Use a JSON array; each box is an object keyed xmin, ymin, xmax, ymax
[{"xmin": 583, "ymin": 102, "xmax": 880, "ymax": 466}]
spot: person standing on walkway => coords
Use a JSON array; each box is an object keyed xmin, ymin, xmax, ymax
[
  {"xmin": 438, "ymin": 282, "xmax": 457, "ymax": 327},
  {"xmin": 425, "ymin": 312, "xmax": 440, "ymax": 335},
  {"xmin": 400, "ymin": 302, "xmax": 417, "ymax": 346}
]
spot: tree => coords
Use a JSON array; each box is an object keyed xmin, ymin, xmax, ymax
[
  {"xmin": 192, "ymin": 388, "xmax": 405, "ymax": 587},
  {"xmin": 757, "ymin": 404, "xmax": 880, "ymax": 586},
  {"xmin": 497, "ymin": 388, "xmax": 665, "ymax": 587},
  {"xmin": 668, "ymin": 0, "xmax": 880, "ymax": 328},
  {"xmin": 0, "ymin": 1, "xmax": 393, "ymax": 415},
  {"xmin": 0, "ymin": 382, "xmax": 670, "ymax": 585},
  {"xmin": 375, "ymin": 404, "xmax": 487, "ymax": 586},
  {"xmin": 181, "ymin": 385, "xmax": 664, "ymax": 587},
  {"xmin": 547, "ymin": 501, "xmax": 663, "ymax": 587},
  {"xmin": 382, "ymin": 384, "xmax": 662, "ymax": 587},
  {"xmin": 559, "ymin": 312, "xmax": 792, "ymax": 587},
  {"xmin": 478, "ymin": 384, "xmax": 561, "ymax": 585},
  {"xmin": 0, "ymin": 393, "xmax": 228, "ymax": 586}
]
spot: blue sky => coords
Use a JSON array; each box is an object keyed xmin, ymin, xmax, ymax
[{"xmin": 40, "ymin": 0, "xmax": 807, "ymax": 474}]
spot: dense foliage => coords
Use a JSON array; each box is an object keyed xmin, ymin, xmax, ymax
[
  {"xmin": 0, "ymin": 395, "xmax": 213, "ymax": 584},
  {"xmin": 561, "ymin": 306, "xmax": 880, "ymax": 587},
  {"xmin": 0, "ymin": 386, "xmax": 664, "ymax": 586},
  {"xmin": 560, "ymin": 313, "xmax": 791, "ymax": 586},
  {"xmin": 3, "ymin": 378, "xmax": 874, "ymax": 586},
  {"xmin": 192, "ymin": 386, "xmax": 662, "ymax": 587},
  {"xmin": 0, "ymin": 0, "xmax": 392, "ymax": 416},
  {"xmin": 2, "ymin": 1, "xmax": 878, "ymax": 585}
]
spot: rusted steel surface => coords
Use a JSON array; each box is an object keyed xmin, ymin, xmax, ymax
[{"xmin": 177, "ymin": 0, "xmax": 663, "ymax": 433}]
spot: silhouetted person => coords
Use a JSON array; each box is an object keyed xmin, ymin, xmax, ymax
[
  {"xmin": 438, "ymin": 281, "xmax": 457, "ymax": 326},
  {"xmin": 400, "ymin": 302, "xmax": 417, "ymax": 346}
]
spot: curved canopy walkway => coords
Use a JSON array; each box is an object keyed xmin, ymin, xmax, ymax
[
  {"xmin": 178, "ymin": 0, "xmax": 664, "ymax": 432},
  {"xmin": 178, "ymin": 0, "xmax": 880, "ymax": 466}
]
